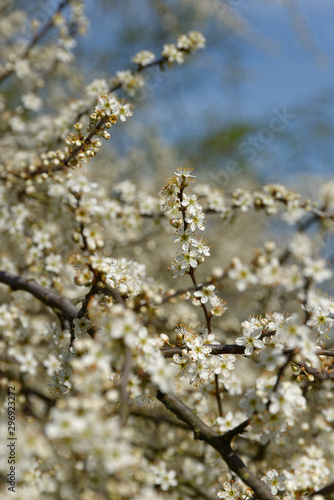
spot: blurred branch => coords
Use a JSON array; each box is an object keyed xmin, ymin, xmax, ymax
[
  {"xmin": 129, "ymin": 407, "xmax": 189, "ymax": 429},
  {"xmin": 0, "ymin": 0, "xmax": 70, "ymax": 85},
  {"xmin": 307, "ymin": 480, "xmax": 334, "ymax": 498},
  {"xmin": 179, "ymin": 480, "xmax": 218, "ymax": 500},
  {"xmin": 0, "ymin": 270, "xmax": 78, "ymax": 321}
]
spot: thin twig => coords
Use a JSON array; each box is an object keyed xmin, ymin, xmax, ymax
[
  {"xmin": 0, "ymin": 0, "xmax": 70, "ymax": 85},
  {"xmin": 214, "ymin": 374, "xmax": 223, "ymax": 417},
  {"xmin": 119, "ymin": 347, "xmax": 132, "ymax": 427}
]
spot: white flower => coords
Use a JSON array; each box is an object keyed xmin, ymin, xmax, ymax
[
  {"xmin": 258, "ymin": 348, "xmax": 286, "ymax": 371},
  {"xmin": 187, "ymin": 31, "xmax": 206, "ymax": 50},
  {"xmin": 261, "ymin": 469, "xmax": 286, "ymax": 495},
  {"xmin": 132, "ymin": 50, "xmax": 155, "ymax": 66},
  {"xmin": 289, "ymin": 233, "xmax": 313, "ymax": 260},
  {"xmin": 148, "ymin": 357, "xmax": 176, "ymax": 393},
  {"xmin": 17, "ymin": 351, "xmax": 38, "ymax": 375},
  {"xmin": 235, "ymin": 327, "xmax": 264, "ymax": 356},
  {"xmin": 73, "ymin": 317, "xmax": 91, "ymax": 337},
  {"xmin": 186, "ymin": 336, "xmax": 212, "ymax": 361},
  {"xmin": 257, "ymin": 257, "xmax": 282, "ymax": 286},
  {"xmin": 320, "ymin": 181, "xmax": 334, "ymax": 210},
  {"xmin": 228, "ymin": 258, "xmax": 257, "ymax": 291},
  {"xmin": 216, "ymin": 411, "xmax": 247, "ymax": 433},
  {"xmin": 194, "ymin": 284, "xmax": 216, "ymax": 304},
  {"xmin": 9, "ymin": 115, "xmax": 26, "ymax": 132},
  {"xmin": 150, "ymin": 463, "xmax": 177, "ymax": 491},
  {"xmin": 181, "ymin": 193, "xmax": 202, "ymax": 214},
  {"xmin": 85, "ymin": 78, "xmax": 109, "ymax": 98},
  {"xmin": 282, "ymin": 264, "xmax": 305, "ymax": 291},
  {"xmin": 169, "ymin": 256, "xmax": 186, "ymax": 278},
  {"xmin": 14, "ymin": 58, "xmax": 30, "ymax": 78},
  {"xmin": 45, "ymin": 253, "xmax": 62, "ymax": 274},
  {"xmin": 174, "ymin": 229, "xmax": 195, "ymax": 251},
  {"xmin": 218, "ymin": 481, "xmax": 242, "ymax": 499},
  {"xmin": 239, "ymin": 389, "xmax": 266, "ymax": 415},
  {"xmin": 281, "ymin": 199, "xmax": 305, "ymax": 224},
  {"xmin": 233, "ymin": 188, "xmax": 253, "ymax": 212},
  {"xmin": 175, "ymin": 167, "xmax": 195, "ymax": 179},
  {"xmin": 116, "ymin": 70, "xmax": 145, "ymax": 95},
  {"xmin": 303, "ymin": 258, "xmax": 333, "ymax": 283},
  {"xmin": 67, "ymin": 175, "xmax": 98, "ymax": 194},
  {"xmin": 43, "ymin": 355, "xmax": 61, "ymax": 376},
  {"xmin": 176, "ymin": 34, "xmax": 192, "ymax": 50},
  {"xmin": 118, "ymin": 102, "xmax": 133, "ymax": 122},
  {"xmin": 33, "ymin": 230, "xmax": 52, "ymax": 250},
  {"xmin": 191, "ymin": 237, "xmax": 210, "ymax": 256},
  {"xmin": 265, "ymin": 312, "xmax": 285, "ymax": 331},
  {"xmin": 185, "ymin": 211, "xmax": 206, "ymax": 231},
  {"xmin": 177, "ymin": 32, "xmax": 206, "ymax": 51},
  {"xmin": 276, "ymin": 313, "xmax": 311, "ymax": 349},
  {"xmin": 22, "ymin": 92, "xmax": 42, "ymax": 111},
  {"xmin": 162, "ymin": 44, "xmax": 184, "ymax": 64},
  {"xmin": 45, "ymin": 408, "xmax": 86, "ymax": 438},
  {"xmin": 214, "ymin": 353, "xmax": 235, "ymax": 377},
  {"xmin": 306, "ymin": 305, "xmax": 334, "ymax": 334},
  {"xmin": 269, "ymin": 381, "xmax": 306, "ymax": 419},
  {"xmin": 95, "ymin": 93, "xmax": 119, "ymax": 116},
  {"xmin": 173, "ymin": 353, "xmax": 191, "ymax": 379},
  {"xmin": 180, "ymin": 249, "xmax": 198, "ymax": 269}
]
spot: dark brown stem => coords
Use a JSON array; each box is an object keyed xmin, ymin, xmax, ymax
[
  {"xmin": 157, "ymin": 391, "xmax": 275, "ymax": 500},
  {"xmin": 161, "ymin": 344, "xmax": 334, "ymax": 358},
  {"xmin": 0, "ymin": 270, "xmax": 78, "ymax": 321},
  {"xmin": 307, "ymin": 480, "xmax": 334, "ymax": 498},
  {"xmin": 188, "ymin": 267, "xmax": 212, "ymax": 333},
  {"xmin": 272, "ymin": 353, "xmax": 294, "ymax": 392},
  {"xmin": 214, "ymin": 374, "xmax": 223, "ymax": 417},
  {"xmin": 162, "ymin": 273, "xmax": 228, "ymax": 303}
]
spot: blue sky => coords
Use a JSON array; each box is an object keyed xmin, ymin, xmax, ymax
[
  {"xmin": 80, "ymin": 0, "xmax": 334, "ymax": 182},
  {"xmin": 232, "ymin": 0, "xmax": 334, "ymax": 117}
]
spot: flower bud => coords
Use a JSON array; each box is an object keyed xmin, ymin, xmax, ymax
[
  {"xmin": 170, "ymin": 218, "xmax": 182, "ymax": 228},
  {"xmin": 160, "ymin": 334, "xmax": 169, "ymax": 344},
  {"xmin": 264, "ymin": 241, "xmax": 276, "ymax": 253}
]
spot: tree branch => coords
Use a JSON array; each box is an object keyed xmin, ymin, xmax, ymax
[
  {"xmin": 161, "ymin": 344, "xmax": 334, "ymax": 358},
  {"xmin": 156, "ymin": 391, "xmax": 275, "ymax": 500},
  {"xmin": 0, "ymin": 270, "xmax": 79, "ymax": 321},
  {"xmin": 307, "ymin": 480, "xmax": 334, "ymax": 498}
]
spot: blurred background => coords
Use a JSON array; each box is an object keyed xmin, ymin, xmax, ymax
[
  {"xmin": 9, "ymin": 0, "xmax": 334, "ymax": 191},
  {"xmin": 71, "ymin": 0, "xmax": 334, "ymax": 191}
]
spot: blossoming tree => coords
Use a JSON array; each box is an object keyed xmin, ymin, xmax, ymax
[{"xmin": 0, "ymin": 2, "xmax": 334, "ymax": 499}]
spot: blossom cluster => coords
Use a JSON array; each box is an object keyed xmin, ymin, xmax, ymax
[
  {"xmin": 234, "ymin": 308, "xmax": 332, "ymax": 373},
  {"xmin": 161, "ymin": 168, "xmax": 227, "ymax": 315},
  {"xmin": 161, "ymin": 168, "xmax": 206, "ymax": 274},
  {"xmin": 1, "ymin": 4, "xmax": 334, "ymax": 500},
  {"xmin": 111, "ymin": 31, "xmax": 206, "ymax": 95},
  {"xmin": 162, "ymin": 31, "xmax": 206, "ymax": 64}
]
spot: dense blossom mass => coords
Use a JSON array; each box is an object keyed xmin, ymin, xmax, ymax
[{"xmin": 0, "ymin": 2, "xmax": 334, "ymax": 500}]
